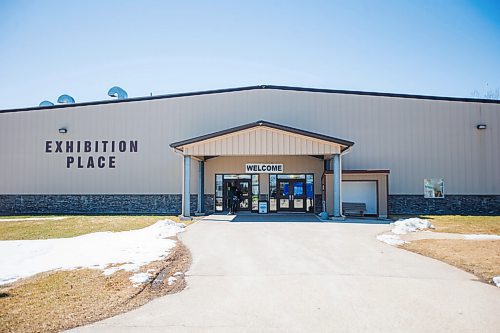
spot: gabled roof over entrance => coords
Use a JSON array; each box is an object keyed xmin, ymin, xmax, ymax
[{"xmin": 170, "ymin": 120, "xmax": 354, "ymax": 156}]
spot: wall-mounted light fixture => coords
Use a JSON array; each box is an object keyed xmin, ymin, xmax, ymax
[
  {"xmin": 58, "ymin": 128, "xmax": 68, "ymax": 134},
  {"xmin": 476, "ymin": 124, "xmax": 487, "ymax": 130}
]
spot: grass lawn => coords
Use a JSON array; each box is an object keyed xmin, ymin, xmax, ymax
[
  {"xmin": 0, "ymin": 242, "xmax": 191, "ymax": 333},
  {"xmin": 390, "ymin": 215, "xmax": 500, "ymax": 286},
  {"xmin": 0, "ymin": 215, "xmax": 189, "ymax": 240},
  {"xmin": 403, "ymin": 239, "xmax": 500, "ymax": 285},
  {"xmin": 390, "ymin": 215, "xmax": 500, "ymax": 235},
  {"xmin": 0, "ymin": 215, "xmax": 193, "ymax": 333}
]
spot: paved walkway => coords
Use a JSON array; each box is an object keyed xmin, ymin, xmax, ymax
[
  {"xmin": 399, "ymin": 230, "xmax": 500, "ymax": 241},
  {"xmin": 72, "ymin": 219, "xmax": 500, "ymax": 332},
  {"xmin": 202, "ymin": 213, "xmax": 322, "ymax": 223}
]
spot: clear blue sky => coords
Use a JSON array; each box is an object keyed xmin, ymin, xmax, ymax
[{"xmin": 0, "ymin": 0, "xmax": 499, "ymax": 109}]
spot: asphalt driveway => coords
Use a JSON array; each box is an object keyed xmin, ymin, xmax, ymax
[{"xmin": 72, "ymin": 219, "xmax": 500, "ymax": 332}]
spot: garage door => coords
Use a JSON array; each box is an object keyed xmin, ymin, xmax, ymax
[{"xmin": 342, "ymin": 181, "xmax": 377, "ymax": 215}]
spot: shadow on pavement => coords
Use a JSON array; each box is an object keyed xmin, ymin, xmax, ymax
[{"xmin": 202, "ymin": 213, "xmax": 391, "ymax": 224}]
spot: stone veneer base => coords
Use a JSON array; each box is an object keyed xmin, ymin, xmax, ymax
[
  {"xmin": 0, "ymin": 194, "xmax": 197, "ymax": 215},
  {"xmin": 0, "ymin": 194, "xmax": 498, "ymax": 216},
  {"xmin": 388, "ymin": 195, "xmax": 500, "ymax": 215}
]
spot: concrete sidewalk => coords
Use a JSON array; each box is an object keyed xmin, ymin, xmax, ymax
[{"xmin": 71, "ymin": 219, "xmax": 500, "ymax": 332}]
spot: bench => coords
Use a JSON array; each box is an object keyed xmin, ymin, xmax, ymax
[{"xmin": 342, "ymin": 202, "xmax": 366, "ymax": 217}]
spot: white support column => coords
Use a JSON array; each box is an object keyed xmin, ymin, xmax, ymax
[
  {"xmin": 197, "ymin": 160, "xmax": 204, "ymax": 214},
  {"xmin": 332, "ymin": 153, "xmax": 342, "ymax": 217},
  {"xmin": 182, "ymin": 155, "xmax": 191, "ymax": 217}
]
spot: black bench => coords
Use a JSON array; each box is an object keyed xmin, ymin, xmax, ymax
[{"xmin": 342, "ymin": 202, "xmax": 366, "ymax": 216}]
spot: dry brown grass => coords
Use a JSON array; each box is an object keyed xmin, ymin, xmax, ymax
[
  {"xmin": 390, "ymin": 215, "xmax": 500, "ymax": 235},
  {"xmin": 0, "ymin": 241, "xmax": 191, "ymax": 333},
  {"xmin": 0, "ymin": 215, "xmax": 189, "ymax": 240},
  {"xmin": 402, "ymin": 239, "xmax": 500, "ymax": 284}
]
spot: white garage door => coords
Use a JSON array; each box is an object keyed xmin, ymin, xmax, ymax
[{"xmin": 342, "ymin": 181, "xmax": 377, "ymax": 215}]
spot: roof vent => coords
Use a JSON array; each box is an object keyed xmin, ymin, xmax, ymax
[
  {"xmin": 39, "ymin": 100, "xmax": 54, "ymax": 107},
  {"xmin": 57, "ymin": 94, "xmax": 75, "ymax": 104},
  {"xmin": 108, "ymin": 86, "xmax": 128, "ymax": 100}
]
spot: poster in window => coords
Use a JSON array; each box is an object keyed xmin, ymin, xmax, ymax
[{"xmin": 424, "ymin": 178, "xmax": 444, "ymax": 198}]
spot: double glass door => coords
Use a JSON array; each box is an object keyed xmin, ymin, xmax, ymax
[
  {"xmin": 223, "ymin": 179, "xmax": 250, "ymax": 211},
  {"xmin": 277, "ymin": 179, "xmax": 306, "ymax": 211}
]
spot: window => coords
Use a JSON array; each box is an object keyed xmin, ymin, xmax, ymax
[
  {"xmin": 269, "ymin": 174, "xmax": 277, "ymax": 211},
  {"xmin": 424, "ymin": 178, "xmax": 444, "ymax": 198},
  {"xmin": 252, "ymin": 174, "xmax": 259, "ymax": 211}
]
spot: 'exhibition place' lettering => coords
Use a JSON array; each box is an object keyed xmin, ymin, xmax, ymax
[{"xmin": 45, "ymin": 140, "xmax": 138, "ymax": 169}]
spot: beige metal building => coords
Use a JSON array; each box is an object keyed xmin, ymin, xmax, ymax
[{"xmin": 0, "ymin": 85, "xmax": 499, "ymax": 217}]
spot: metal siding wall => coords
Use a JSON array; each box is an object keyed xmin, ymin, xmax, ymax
[
  {"xmin": 0, "ymin": 89, "xmax": 499, "ymax": 195},
  {"xmin": 183, "ymin": 127, "xmax": 341, "ymax": 155}
]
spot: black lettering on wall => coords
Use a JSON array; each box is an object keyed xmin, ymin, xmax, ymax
[
  {"xmin": 98, "ymin": 156, "xmax": 106, "ymax": 168},
  {"xmin": 130, "ymin": 140, "xmax": 138, "ymax": 152},
  {"xmin": 46, "ymin": 139, "xmax": 139, "ymax": 169},
  {"xmin": 66, "ymin": 156, "xmax": 74, "ymax": 168},
  {"xmin": 66, "ymin": 141, "xmax": 73, "ymax": 153},
  {"xmin": 55, "ymin": 141, "xmax": 63, "ymax": 153},
  {"xmin": 84, "ymin": 141, "xmax": 91, "ymax": 153},
  {"xmin": 119, "ymin": 140, "xmax": 126, "ymax": 152},
  {"xmin": 87, "ymin": 156, "xmax": 95, "ymax": 168}
]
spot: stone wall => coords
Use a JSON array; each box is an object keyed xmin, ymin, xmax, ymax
[
  {"xmin": 0, "ymin": 194, "xmax": 196, "ymax": 215},
  {"xmin": 2, "ymin": 194, "xmax": 499, "ymax": 216},
  {"xmin": 314, "ymin": 194, "xmax": 323, "ymax": 213},
  {"xmin": 389, "ymin": 195, "xmax": 500, "ymax": 215},
  {"xmin": 203, "ymin": 194, "xmax": 215, "ymax": 214}
]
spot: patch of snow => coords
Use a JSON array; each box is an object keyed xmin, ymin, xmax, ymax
[
  {"xmin": 0, "ymin": 217, "xmax": 69, "ymax": 222},
  {"xmin": 391, "ymin": 218, "xmax": 434, "ymax": 235},
  {"xmin": 167, "ymin": 276, "xmax": 177, "ymax": 286},
  {"xmin": 102, "ymin": 267, "xmax": 121, "ymax": 276},
  {"xmin": 0, "ymin": 219, "xmax": 184, "ymax": 285},
  {"xmin": 102, "ymin": 263, "xmax": 139, "ymax": 276},
  {"xmin": 493, "ymin": 276, "xmax": 500, "ymax": 287},
  {"xmin": 376, "ymin": 234, "xmax": 406, "ymax": 246},
  {"xmin": 173, "ymin": 271, "xmax": 184, "ymax": 277},
  {"xmin": 463, "ymin": 234, "xmax": 500, "ymax": 240},
  {"xmin": 130, "ymin": 272, "xmax": 152, "ymax": 287}
]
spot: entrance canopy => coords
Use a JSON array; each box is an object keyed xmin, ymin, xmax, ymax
[
  {"xmin": 170, "ymin": 120, "xmax": 354, "ymax": 157},
  {"xmin": 170, "ymin": 120, "xmax": 354, "ymax": 218}
]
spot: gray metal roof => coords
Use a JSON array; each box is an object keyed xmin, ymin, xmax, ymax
[{"xmin": 1, "ymin": 84, "xmax": 499, "ymax": 114}]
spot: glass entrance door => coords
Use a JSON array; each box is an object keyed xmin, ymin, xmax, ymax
[
  {"xmin": 277, "ymin": 179, "xmax": 306, "ymax": 211},
  {"xmin": 223, "ymin": 180, "xmax": 251, "ymax": 211}
]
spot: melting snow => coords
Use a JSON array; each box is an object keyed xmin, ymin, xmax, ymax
[
  {"xmin": 463, "ymin": 234, "xmax": 500, "ymax": 240},
  {"xmin": 377, "ymin": 218, "xmax": 433, "ymax": 246},
  {"xmin": 391, "ymin": 218, "xmax": 434, "ymax": 235},
  {"xmin": 376, "ymin": 234, "xmax": 406, "ymax": 246},
  {"xmin": 130, "ymin": 272, "xmax": 153, "ymax": 287},
  {"xmin": 0, "ymin": 219, "xmax": 185, "ymax": 285},
  {"xmin": 167, "ymin": 276, "xmax": 177, "ymax": 286}
]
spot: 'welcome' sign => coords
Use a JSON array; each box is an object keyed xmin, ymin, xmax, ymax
[{"xmin": 245, "ymin": 164, "xmax": 283, "ymax": 173}]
